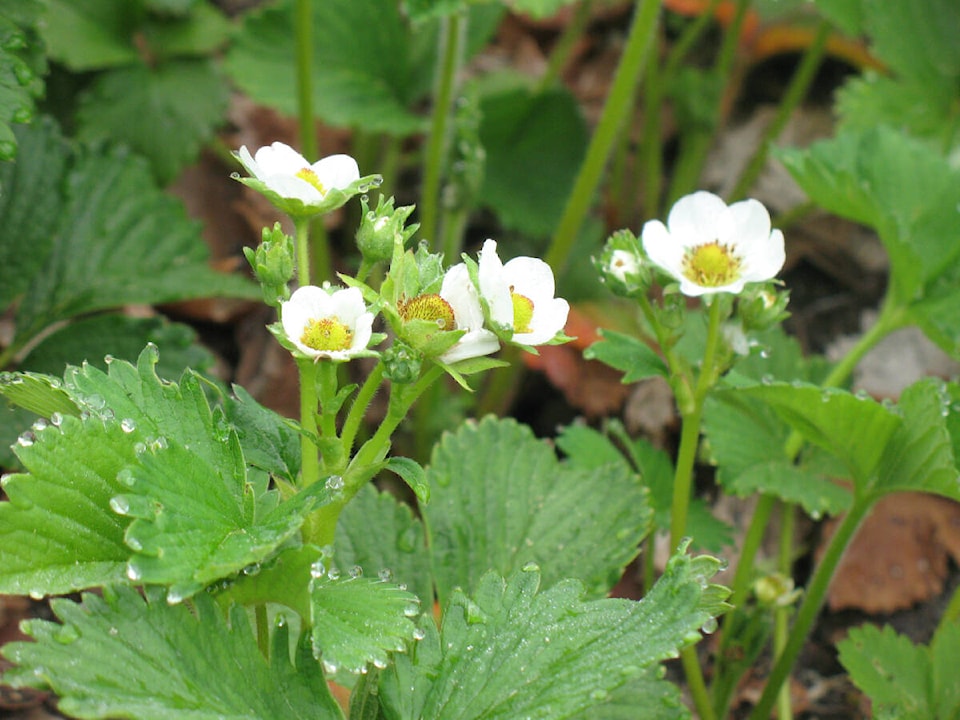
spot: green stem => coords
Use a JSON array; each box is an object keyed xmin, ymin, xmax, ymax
[
  {"xmin": 294, "ymin": 0, "xmax": 317, "ymax": 162},
  {"xmin": 748, "ymin": 498, "xmax": 872, "ymax": 720},
  {"xmin": 537, "ymin": 0, "xmax": 594, "ymax": 93},
  {"xmin": 295, "ymin": 217, "xmax": 311, "ymax": 288},
  {"xmin": 255, "ymin": 603, "xmax": 269, "ymax": 657},
  {"xmin": 727, "ymin": 20, "xmax": 830, "ymax": 202},
  {"xmin": 421, "ymin": 11, "xmax": 466, "ymax": 251},
  {"xmin": 297, "ymin": 357, "xmax": 321, "ymax": 489},
  {"xmin": 545, "ymin": 0, "xmax": 661, "ymax": 275},
  {"xmin": 681, "ymin": 646, "xmax": 717, "ymax": 720},
  {"xmin": 663, "ymin": 0, "xmax": 722, "ymax": 79},
  {"xmin": 639, "ymin": 26, "xmax": 664, "ymax": 220},
  {"xmin": 316, "ymin": 360, "xmax": 339, "ymax": 438},
  {"xmin": 774, "ymin": 502, "xmax": 796, "ymax": 720}
]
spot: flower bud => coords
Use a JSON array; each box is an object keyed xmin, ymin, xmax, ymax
[
  {"xmin": 381, "ymin": 341, "xmax": 423, "ymax": 384},
  {"xmin": 738, "ymin": 284, "xmax": 790, "ymax": 332},
  {"xmin": 243, "ymin": 223, "xmax": 295, "ymax": 307},
  {"xmin": 356, "ymin": 195, "xmax": 418, "ymax": 265},
  {"xmin": 595, "ymin": 230, "xmax": 650, "ymax": 298},
  {"xmin": 753, "ymin": 572, "xmax": 801, "ymax": 608}
]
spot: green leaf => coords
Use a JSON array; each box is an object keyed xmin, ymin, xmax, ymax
[
  {"xmin": 335, "ymin": 484, "xmax": 434, "ymax": 609},
  {"xmin": 0, "ymin": 371, "xmax": 78, "ymax": 418},
  {"xmin": 838, "ymin": 621, "xmax": 960, "ymax": 720},
  {"xmin": 557, "ymin": 422, "xmax": 732, "ymax": 551},
  {"xmin": 874, "ymin": 378, "xmax": 960, "ymax": 500},
  {"xmin": 0, "ymin": 0, "xmax": 45, "ymax": 160},
  {"xmin": 726, "ymin": 381, "xmax": 902, "ymax": 485},
  {"xmin": 10, "ymin": 131, "xmax": 257, "ymax": 346},
  {"xmin": 423, "ymin": 416, "xmax": 652, "ymax": 605},
  {"xmin": 75, "ymin": 59, "xmax": 229, "ymax": 183},
  {"xmin": 21, "ymin": 313, "xmax": 215, "ymax": 378},
  {"xmin": 57, "ymin": 346, "xmax": 330, "ymax": 601},
  {"xmin": 0, "ymin": 118, "xmax": 66, "ymax": 309},
  {"xmin": 2, "ymin": 586, "xmax": 344, "ymax": 719},
  {"xmin": 225, "ymin": 385, "xmax": 301, "ymax": 485},
  {"xmin": 310, "ymin": 572, "xmax": 422, "ymax": 675},
  {"xmin": 380, "ymin": 552, "xmax": 729, "ymax": 720},
  {"xmin": 39, "ymin": 0, "xmax": 141, "ymax": 70},
  {"xmin": 226, "ymin": 0, "xmax": 429, "ymax": 135},
  {"xmin": 703, "ymin": 393, "xmax": 852, "ymax": 517},
  {"xmin": 777, "ymin": 127, "xmax": 960, "ymax": 311},
  {"xmin": 384, "ymin": 456, "xmax": 430, "ymax": 504},
  {"xmin": 478, "ymin": 84, "xmax": 588, "ymax": 237},
  {"xmin": 584, "ymin": 329, "xmax": 668, "ymax": 382},
  {"xmin": 0, "ymin": 413, "xmax": 134, "ymax": 595}
]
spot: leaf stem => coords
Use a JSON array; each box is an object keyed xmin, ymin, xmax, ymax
[
  {"xmin": 421, "ymin": 10, "xmax": 466, "ymax": 251},
  {"xmin": 295, "ymin": 216, "xmax": 311, "ymax": 288},
  {"xmin": 747, "ymin": 498, "xmax": 871, "ymax": 720},
  {"xmin": 774, "ymin": 500, "xmax": 796, "ymax": 720},
  {"xmin": 341, "ymin": 363, "xmax": 384, "ymax": 455},
  {"xmin": 545, "ymin": 0, "xmax": 661, "ymax": 275},
  {"xmin": 294, "ymin": 0, "xmax": 316, "ymax": 162},
  {"xmin": 537, "ymin": 0, "xmax": 594, "ymax": 93}
]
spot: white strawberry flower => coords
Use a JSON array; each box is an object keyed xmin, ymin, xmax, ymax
[
  {"xmin": 642, "ymin": 191, "xmax": 785, "ymax": 297},
  {"xmin": 235, "ymin": 142, "xmax": 376, "ymax": 219},
  {"xmin": 281, "ymin": 285, "xmax": 375, "ymax": 361},
  {"xmin": 477, "ymin": 239, "xmax": 570, "ymax": 347}
]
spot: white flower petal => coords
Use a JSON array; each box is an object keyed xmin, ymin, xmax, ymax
[
  {"xmin": 641, "ymin": 219, "xmax": 684, "ymax": 276},
  {"xmin": 667, "ymin": 191, "xmax": 728, "ymax": 243},
  {"xmin": 441, "ymin": 264, "xmax": 484, "ymax": 331},
  {"xmin": 478, "ymin": 239, "xmax": 513, "ymax": 329},
  {"xmin": 503, "ymin": 256, "xmax": 556, "ymax": 303},
  {"xmin": 264, "ymin": 174, "xmax": 324, "ymax": 204},
  {"xmin": 516, "ymin": 297, "xmax": 569, "ymax": 345},
  {"xmin": 313, "ymin": 154, "xmax": 360, "ymax": 191},
  {"xmin": 440, "ymin": 329, "xmax": 500, "ymax": 364},
  {"xmin": 254, "ymin": 142, "xmax": 309, "ymax": 177}
]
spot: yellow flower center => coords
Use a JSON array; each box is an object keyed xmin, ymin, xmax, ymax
[
  {"xmin": 398, "ymin": 294, "xmax": 456, "ymax": 330},
  {"xmin": 295, "ymin": 167, "xmax": 327, "ymax": 196},
  {"xmin": 301, "ymin": 317, "xmax": 353, "ymax": 352},
  {"xmin": 682, "ymin": 241, "xmax": 742, "ymax": 288},
  {"xmin": 511, "ymin": 288, "xmax": 534, "ymax": 334}
]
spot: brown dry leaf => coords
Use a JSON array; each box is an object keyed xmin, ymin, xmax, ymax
[{"xmin": 822, "ymin": 493, "xmax": 960, "ymax": 613}]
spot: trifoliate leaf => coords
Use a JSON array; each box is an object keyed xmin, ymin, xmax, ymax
[
  {"xmin": 61, "ymin": 346, "xmax": 331, "ymax": 601},
  {"xmin": 478, "ymin": 84, "xmax": 588, "ymax": 237},
  {"xmin": 584, "ymin": 329, "xmax": 668, "ymax": 382},
  {"xmin": 838, "ymin": 621, "xmax": 960, "ymax": 720},
  {"xmin": 724, "ymin": 381, "xmax": 901, "ymax": 486},
  {"xmin": 10, "ymin": 127, "xmax": 257, "ymax": 347},
  {"xmin": 380, "ymin": 553, "xmax": 729, "ymax": 720},
  {"xmin": 0, "ymin": 413, "xmax": 134, "ymax": 595},
  {"xmin": 310, "ymin": 571, "xmax": 422, "ymax": 675},
  {"xmin": 424, "ymin": 416, "xmax": 652, "ymax": 605},
  {"xmin": 336, "ymin": 484, "xmax": 434, "ymax": 608},
  {"xmin": 2, "ymin": 587, "xmax": 343, "ymax": 719},
  {"xmin": 75, "ymin": 59, "xmax": 229, "ymax": 183},
  {"xmin": 0, "ymin": 0, "xmax": 45, "ymax": 160}
]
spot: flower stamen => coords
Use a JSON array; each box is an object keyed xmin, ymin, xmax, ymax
[
  {"xmin": 398, "ymin": 294, "xmax": 456, "ymax": 330},
  {"xmin": 295, "ymin": 167, "xmax": 327, "ymax": 196},
  {"xmin": 682, "ymin": 241, "xmax": 742, "ymax": 288},
  {"xmin": 510, "ymin": 288, "xmax": 535, "ymax": 334},
  {"xmin": 301, "ymin": 318, "xmax": 353, "ymax": 352}
]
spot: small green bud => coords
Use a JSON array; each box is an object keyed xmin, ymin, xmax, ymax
[
  {"xmin": 738, "ymin": 284, "xmax": 790, "ymax": 332},
  {"xmin": 382, "ymin": 341, "xmax": 423, "ymax": 384},
  {"xmin": 244, "ymin": 222, "xmax": 295, "ymax": 307},
  {"xmin": 356, "ymin": 195, "xmax": 418, "ymax": 265},
  {"xmin": 753, "ymin": 572, "xmax": 801, "ymax": 608},
  {"xmin": 595, "ymin": 229, "xmax": 650, "ymax": 297}
]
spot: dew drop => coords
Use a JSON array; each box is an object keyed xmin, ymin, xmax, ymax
[
  {"xmin": 50, "ymin": 412, "xmax": 63, "ymax": 427},
  {"xmin": 110, "ymin": 496, "xmax": 131, "ymax": 515},
  {"xmin": 242, "ymin": 563, "xmax": 261, "ymax": 576},
  {"xmin": 349, "ymin": 565, "xmax": 363, "ymax": 579},
  {"xmin": 32, "ymin": 418, "xmax": 48, "ymax": 432},
  {"xmin": 372, "ymin": 657, "xmax": 388, "ymax": 670},
  {"xmin": 17, "ymin": 431, "xmax": 35, "ymax": 447},
  {"xmin": 109, "ymin": 626, "xmax": 119, "ymax": 636},
  {"xmin": 521, "ymin": 560, "xmax": 539, "ymax": 573},
  {"xmin": 403, "ymin": 601, "xmax": 421, "ymax": 618},
  {"xmin": 325, "ymin": 475, "xmax": 344, "ymax": 492},
  {"xmin": 327, "ymin": 567, "xmax": 341, "ymax": 581},
  {"xmin": 126, "ymin": 564, "xmax": 142, "ymax": 581},
  {"xmin": 322, "ymin": 660, "xmax": 338, "ymax": 675},
  {"xmin": 761, "ymin": 374, "xmax": 774, "ymax": 385},
  {"xmin": 126, "ymin": 536, "xmax": 143, "ymax": 552},
  {"xmin": 412, "ymin": 628, "xmax": 426, "ymax": 641},
  {"xmin": 310, "ymin": 560, "xmax": 326, "ymax": 578},
  {"xmin": 85, "ymin": 394, "xmax": 105, "ymax": 410},
  {"xmin": 378, "ymin": 568, "xmax": 393, "ymax": 582},
  {"xmin": 28, "ymin": 590, "xmax": 44, "ymax": 600},
  {"xmin": 104, "ymin": 354, "xmax": 114, "ymax": 365},
  {"xmin": 121, "ymin": 418, "xmax": 136, "ymax": 433},
  {"xmin": 700, "ymin": 617, "xmax": 718, "ymax": 634},
  {"xmin": 117, "ymin": 468, "xmax": 136, "ymax": 487}
]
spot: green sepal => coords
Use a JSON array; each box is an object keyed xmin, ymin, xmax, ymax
[{"xmin": 234, "ymin": 171, "xmax": 382, "ymax": 221}]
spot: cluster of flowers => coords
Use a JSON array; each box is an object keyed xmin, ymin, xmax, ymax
[{"xmin": 235, "ymin": 142, "xmax": 570, "ymax": 369}]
